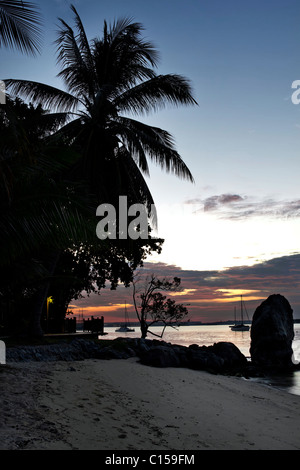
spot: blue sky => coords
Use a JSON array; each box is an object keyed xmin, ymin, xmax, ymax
[{"xmin": 2, "ymin": 0, "xmax": 300, "ymax": 320}]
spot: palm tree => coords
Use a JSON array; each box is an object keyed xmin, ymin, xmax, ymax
[
  {"xmin": 5, "ymin": 5, "xmax": 197, "ymax": 215},
  {"xmin": 4, "ymin": 6, "xmax": 197, "ymax": 336},
  {"xmin": 0, "ymin": 0, "xmax": 42, "ymax": 55}
]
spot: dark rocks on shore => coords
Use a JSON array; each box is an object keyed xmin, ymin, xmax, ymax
[
  {"xmin": 250, "ymin": 294, "xmax": 295, "ymax": 371},
  {"xmin": 6, "ymin": 339, "xmax": 102, "ymax": 363},
  {"xmin": 137, "ymin": 340, "xmax": 248, "ymax": 373},
  {"xmin": 6, "ymin": 337, "xmax": 253, "ymax": 377}
]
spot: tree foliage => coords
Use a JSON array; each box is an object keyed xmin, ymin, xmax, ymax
[{"xmin": 133, "ymin": 274, "xmax": 189, "ymax": 338}]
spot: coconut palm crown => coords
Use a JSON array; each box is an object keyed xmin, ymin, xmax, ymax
[{"xmin": 5, "ymin": 5, "xmax": 197, "ymax": 212}]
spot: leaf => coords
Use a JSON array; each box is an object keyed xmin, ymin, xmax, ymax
[{"xmin": 0, "ymin": 0, "xmax": 42, "ymax": 55}]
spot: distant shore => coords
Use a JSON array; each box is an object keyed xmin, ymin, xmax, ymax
[
  {"xmin": 1, "ymin": 357, "xmax": 300, "ymax": 450},
  {"xmin": 98, "ymin": 319, "xmax": 300, "ymax": 328}
]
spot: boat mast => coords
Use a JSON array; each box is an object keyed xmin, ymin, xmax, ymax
[{"xmin": 240, "ymin": 295, "xmax": 243, "ymax": 324}]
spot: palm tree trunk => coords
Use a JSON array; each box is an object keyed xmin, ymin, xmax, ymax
[{"xmin": 30, "ymin": 250, "xmax": 60, "ymax": 337}]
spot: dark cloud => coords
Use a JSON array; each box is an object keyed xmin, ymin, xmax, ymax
[
  {"xmin": 71, "ymin": 254, "xmax": 300, "ymax": 323},
  {"xmin": 142, "ymin": 254, "xmax": 300, "ymax": 320},
  {"xmin": 147, "ymin": 254, "xmax": 300, "ymax": 291},
  {"xmin": 203, "ymin": 194, "xmax": 244, "ymax": 212},
  {"xmin": 223, "ymin": 198, "xmax": 300, "ymax": 220},
  {"xmin": 185, "ymin": 193, "xmax": 300, "ymax": 220}
]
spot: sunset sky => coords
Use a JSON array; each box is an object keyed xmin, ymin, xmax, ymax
[{"xmin": 3, "ymin": 0, "xmax": 300, "ymax": 322}]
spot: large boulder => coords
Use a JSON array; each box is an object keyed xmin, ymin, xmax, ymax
[
  {"xmin": 250, "ymin": 294, "xmax": 295, "ymax": 369},
  {"xmin": 208, "ymin": 342, "xmax": 248, "ymax": 369},
  {"xmin": 139, "ymin": 344, "xmax": 182, "ymax": 368},
  {"xmin": 186, "ymin": 345, "xmax": 224, "ymax": 372},
  {"xmin": 187, "ymin": 342, "xmax": 247, "ymax": 373}
]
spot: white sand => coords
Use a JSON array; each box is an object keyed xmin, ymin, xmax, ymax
[{"xmin": 0, "ymin": 357, "xmax": 300, "ymax": 450}]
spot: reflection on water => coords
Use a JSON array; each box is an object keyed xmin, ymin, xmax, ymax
[
  {"xmin": 250, "ymin": 371, "xmax": 300, "ymax": 396},
  {"xmin": 101, "ymin": 323, "xmax": 300, "ymax": 396}
]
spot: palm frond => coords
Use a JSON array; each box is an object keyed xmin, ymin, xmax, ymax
[
  {"xmin": 4, "ymin": 79, "xmax": 80, "ymax": 112},
  {"xmin": 115, "ymin": 117, "xmax": 194, "ymax": 182},
  {"xmin": 35, "ymin": 111, "xmax": 71, "ymax": 135},
  {"xmin": 108, "ymin": 18, "xmax": 159, "ymax": 68},
  {"xmin": 53, "ymin": 116, "xmax": 84, "ymax": 145},
  {"xmin": 111, "ymin": 121, "xmax": 150, "ymax": 176},
  {"xmin": 114, "ymin": 74, "xmax": 198, "ymax": 115},
  {"xmin": 0, "ymin": 174, "xmax": 94, "ymax": 266},
  {"xmin": 116, "ymin": 145, "xmax": 157, "ymax": 227},
  {"xmin": 70, "ymin": 4, "xmax": 94, "ymax": 70},
  {"xmin": 92, "ymin": 17, "xmax": 159, "ymax": 99},
  {"xmin": 0, "ymin": 0, "xmax": 42, "ymax": 55},
  {"xmin": 55, "ymin": 15, "xmax": 95, "ymax": 100}
]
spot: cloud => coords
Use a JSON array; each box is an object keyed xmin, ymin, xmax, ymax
[
  {"xmin": 185, "ymin": 193, "xmax": 300, "ymax": 220},
  {"xmin": 70, "ymin": 254, "xmax": 300, "ymax": 322},
  {"xmin": 143, "ymin": 254, "xmax": 300, "ymax": 321},
  {"xmin": 203, "ymin": 194, "xmax": 244, "ymax": 212}
]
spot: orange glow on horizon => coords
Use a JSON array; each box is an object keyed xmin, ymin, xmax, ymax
[
  {"xmin": 215, "ymin": 289, "xmax": 263, "ymax": 303},
  {"xmin": 70, "ymin": 303, "xmax": 134, "ymax": 316},
  {"xmin": 217, "ymin": 289, "xmax": 260, "ymax": 296},
  {"xmin": 186, "ymin": 296, "xmax": 263, "ymax": 304},
  {"xmin": 169, "ymin": 288, "xmax": 197, "ymax": 296},
  {"xmin": 211, "ymin": 295, "xmax": 264, "ymax": 303}
]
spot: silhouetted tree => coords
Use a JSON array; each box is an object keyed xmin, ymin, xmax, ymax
[
  {"xmin": 133, "ymin": 274, "xmax": 189, "ymax": 338},
  {"xmin": 4, "ymin": 6, "xmax": 197, "ymax": 335},
  {"xmin": 47, "ymin": 237, "xmax": 163, "ymax": 332}
]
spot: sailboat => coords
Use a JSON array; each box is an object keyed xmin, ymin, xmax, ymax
[
  {"xmin": 230, "ymin": 295, "xmax": 250, "ymax": 331},
  {"xmin": 115, "ymin": 303, "xmax": 135, "ymax": 332}
]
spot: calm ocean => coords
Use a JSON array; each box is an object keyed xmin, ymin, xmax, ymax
[{"xmin": 101, "ymin": 323, "xmax": 300, "ymax": 396}]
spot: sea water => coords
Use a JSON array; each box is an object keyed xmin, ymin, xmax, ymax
[{"xmin": 101, "ymin": 324, "xmax": 300, "ymax": 396}]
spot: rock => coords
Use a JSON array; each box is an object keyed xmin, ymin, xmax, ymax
[
  {"xmin": 250, "ymin": 294, "xmax": 295, "ymax": 370},
  {"xmin": 135, "ymin": 338, "xmax": 151, "ymax": 354},
  {"xmin": 187, "ymin": 347, "xmax": 224, "ymax": 372},
  {"xmin": 139, "ymin": 344, "xmax": 182, "ymax": 368},
  {"xmin": 138, "ymin": 340, "xmax": 248, "ymax": 374},
  {"xmin": 209, "ymin": 342, "xmax": 248, "ymax": 369},
  {"xmin": 186, "ymin": 342, "xmax": 247, "ymax": 373},
  {"xmin": 6, "ymin": 339, "xmax": 100, "ymax": 362}
]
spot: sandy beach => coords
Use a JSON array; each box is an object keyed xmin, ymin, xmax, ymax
[{"xmin": 0, "ymin": 357, "xmax": 300, "ymax": 451}]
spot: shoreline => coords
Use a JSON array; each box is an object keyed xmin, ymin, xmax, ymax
[{"xmin": 1, "ymin": 357, "xmax": 300, "ymax": 450}]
